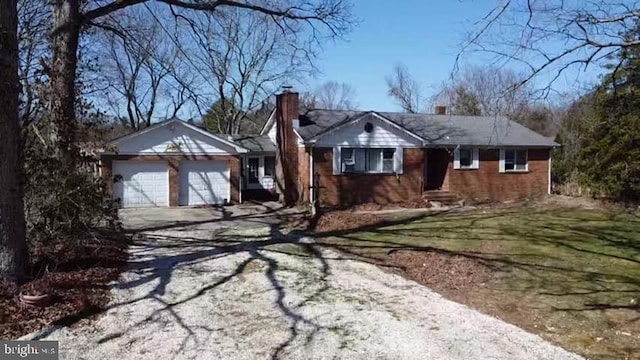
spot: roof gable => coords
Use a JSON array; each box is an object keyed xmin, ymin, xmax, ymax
[
  {"xmin": 258, "ymin": 109, "xmax": 276, "ymax": 135},
  {"xmin": 106, "ymin": 119, "xmax": 247, "ymax": 155},
  {"xmin": 312, "ymin": 112, "xmax": 424, "ymax": 147}
]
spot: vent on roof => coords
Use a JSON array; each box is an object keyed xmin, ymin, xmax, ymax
[{"xmin": 364, "ymin": 122, "xmax": 373, "ymax": 133}]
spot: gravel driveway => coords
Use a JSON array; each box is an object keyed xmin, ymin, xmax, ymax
[{"xmin": 25, "ymin": 207, "xmax": 583, "ymax": 360}]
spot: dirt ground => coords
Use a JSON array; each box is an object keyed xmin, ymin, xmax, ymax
[{"xmin": 0, "ymin": 234, "xmax": 128, "ymax": 339}]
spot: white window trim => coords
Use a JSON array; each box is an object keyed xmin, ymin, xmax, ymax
[
  {"xmin": 333, "ymin": 146, "xmax": 403, "ymax": 175},
  {"xmin": 454, "ymin": 147, "xmax": 479, "ymax": 170},
  {"xmin": 499, "ymin": 148, "xmax": 529, "ymax": 173}
]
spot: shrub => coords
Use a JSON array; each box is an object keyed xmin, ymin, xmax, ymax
[{"xmin": 23, "ymin": 138, "xmax": 120, "ymax": 268}]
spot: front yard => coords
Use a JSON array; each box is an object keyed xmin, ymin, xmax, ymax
[{"xmin": 318, "ymin": 205, "xmax": 640, "ymax": 359}]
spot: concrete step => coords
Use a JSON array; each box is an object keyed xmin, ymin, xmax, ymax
[{"xmin": 423, "ymin": 190, "xmax": 460, "ymax": 204}]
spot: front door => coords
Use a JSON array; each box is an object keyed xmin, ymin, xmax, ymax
[{"xmin": 247, "ymin": 157, "xmax": 260, "ymax": 186}]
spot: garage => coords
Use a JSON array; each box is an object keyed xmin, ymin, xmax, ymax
[
  {"xmin": 101, "ymin": 119, "xmax": 247, "ymax": 206},
  {"xmin": 179, "ymin": 160, "xmax": 230, "ymax": 206},
  {"xmin": 112, "ymin": 161, "xmax": 169, "ymax": 208}
]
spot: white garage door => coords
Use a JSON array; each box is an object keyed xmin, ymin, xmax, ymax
[
  {"xmin": 112, "ymin": 161, "xmax": 169, "ymax": 208},
  {"xmin": 179, "ymin": 160, "xmax": 230, "ymax": 206}
]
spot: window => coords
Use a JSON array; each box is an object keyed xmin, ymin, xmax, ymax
[
  {"xmin": 382, "ymin": 149, "xmax": 395, "ymax": 172},
  {"xmin": 504, "ymin": 149, "xmax": 528, "ymax": 172},
  {"xmin": 459, "ymin": 149, "xmax": 472, "ymax": 168},
  {"xmin": 341, "ymin": 148, "xmax": 396, "ymax": 173},
  {"xmin": 264, "ymin": 156, "xmax": 275, "ymax": 177},
  {"xmin": 454, "ymin": 148, "xmax": 479, "ymax": 169}
]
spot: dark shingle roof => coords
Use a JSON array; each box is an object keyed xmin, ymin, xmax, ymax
[
  {"xmin": 232, "ymin": 135, "xmax": 276, "ymax": 152},
  {"xmin": 298, "ymin": 110, "xmax": 558, "ymax": 147}
]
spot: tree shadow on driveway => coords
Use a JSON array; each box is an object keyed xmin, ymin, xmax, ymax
[{"xmin": 91, "ymin": 207, "xmax": 364, "ymax": 360}]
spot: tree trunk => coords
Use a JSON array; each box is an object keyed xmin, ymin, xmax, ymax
[
  {"xmin": 0, "ymin": 0, "xmax": 28, "ymax": 282},
  {"xmin": 50, "ymin": 0, "xmax": 81, "ymax": 164}
]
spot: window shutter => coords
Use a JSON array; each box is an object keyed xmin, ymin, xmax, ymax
[
  {"xmin": 332, "ymin": 147, "xmax": 341, "ymax": 175},
  {"xmin": 394, "ymin": 147, "xmax": 403, "ymax": 174},
  {"xmin": 499, "ymin": 149, "xmax": 505, "ymax": 173},
  {"xmin": 453, "ymin": 147, "xmax": 461, "ymax": 169},
  {"xmin": 472, "ymin": 149, "xmax": 480, "ymax": 169}
]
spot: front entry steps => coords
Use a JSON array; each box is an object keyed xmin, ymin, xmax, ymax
[{"xmin": 423, "ymin": 190, "xmax": 462, "ymax": 207}]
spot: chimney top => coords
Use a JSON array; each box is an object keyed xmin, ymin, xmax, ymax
[
  {"xmin": 281, "ymin": 85, "xmax": 293, "ymax": 93},
  {"xmin": 435, "ymin": 105, "xmax": 447, "ymax": 115}
]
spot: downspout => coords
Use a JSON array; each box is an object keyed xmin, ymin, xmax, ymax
[
  {"xmin": 548, "ymin": 150, "xmax": 552, "ymax": 195},
  {"xmin": 239, "ymin": 154, "xmax": 244, "ymax": 204},
  {"xmin": 309, "ymin": 147, "xmax": 316, "ymax": 216}
]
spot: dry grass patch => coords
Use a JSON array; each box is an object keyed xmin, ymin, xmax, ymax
[{"xmin": 317, "ymin": 206, "xmax": 640, "ymax": 360}]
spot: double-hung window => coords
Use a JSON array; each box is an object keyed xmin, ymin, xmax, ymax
[
  {"xmin": 341, "ymin": 148, "xmax": 396, "ymax": 173},
  {"xmin": 454, "ymin": 148, "xmax": 479, "ymax": 169},
  {"xmin": 502, "ymin": 149, "xmax": 528, "ymax": 172}
]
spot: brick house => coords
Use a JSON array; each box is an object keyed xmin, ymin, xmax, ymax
[
  {"xmin": 99, "ymin": 91, "xmax": 557, "ymax": 208},
  {"xmin": 262, "ymin": 91, "xmax": 558, "ymax": 208}
]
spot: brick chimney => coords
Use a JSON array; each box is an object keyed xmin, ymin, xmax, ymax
[
  {"xmin": 275, "ymin": 90, "xmax": 300, "ymax": 205},
  {"xmin": 435, "ymin": 105, "xmax": 447, "ymax": 115}
]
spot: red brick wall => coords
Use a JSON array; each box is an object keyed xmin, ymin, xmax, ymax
[
  {"xmin": 275, "ymin": 91, "xmax": 300, "ymax": 205},
  {"xmin": 313, "ymin": 148, "xmax": 424, "ymax": 208},
  {"xmin": 298, "ymin": 147, "xmax": 310, "ymax": 203},
  {"xmin": 101, "ymin": 154, "xmax": 241, "ymax": 205},
  {"xmin": 446, "ymin": 149, "xmax": 550, "ymax": 202}
]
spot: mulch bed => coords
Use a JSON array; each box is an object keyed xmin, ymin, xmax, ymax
[
  {"xmin": 387, "ymin": 250, "xmax": 492, "ymax": 297},
  {"xmin": 315, "ymin": 206, "xmax": 493, "ymax": 300},
  {"xmin": 314, "ymin": 199, "xmax": 432, "ymax": 234},
  {"xmin": 351, "ymin": 198, "xmax": 432, "ymax": 212},
  {"xmin": 314, "ymin": 211, "xmax": 383, "ymax": 233},
  {"xmin": 0, "ymin": 234, "xmax": 129, "ymax": 339}
]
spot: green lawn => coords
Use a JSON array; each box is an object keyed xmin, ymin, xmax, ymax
[{"xmin": 321, "ymin": 207, "xmax": 640, "ymax": 359}]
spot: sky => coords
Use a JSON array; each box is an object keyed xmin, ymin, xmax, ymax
[{"xmin": 305, "ymin": 0, "xmax": 603, "ymax": 112}]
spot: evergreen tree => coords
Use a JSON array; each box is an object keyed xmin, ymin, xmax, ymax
[
  {"xmin": 577, "ymin": 21, "xmax": 640, "ymax": 201},
  {"xmin": 451, "ymin": 86, "xmax": 482, "ymax": 116},
  {"xmin": 201, "ymin": 98, "xmax": 237, "ymax": 134}
]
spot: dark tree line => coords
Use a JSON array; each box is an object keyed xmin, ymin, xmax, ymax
[{"xmin": 554, "ymin": 21, "xmax": 640, "ymax": 201}]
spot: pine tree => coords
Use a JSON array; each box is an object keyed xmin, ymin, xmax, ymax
[{"xmin": 577, "ymin": 21, "xmax": 640, "ymax": 201}]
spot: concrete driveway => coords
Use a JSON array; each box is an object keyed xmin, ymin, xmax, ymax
[{"xmin": 26, "ymin": 206, "xmax": 582, "ymax": 360}]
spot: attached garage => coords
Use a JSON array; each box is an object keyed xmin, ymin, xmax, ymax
[
  {"xmin": 112, "ymin": 161, "xmax": 169, "ymax": 208},
  {"xmin": 100, "ymin": 119, "xmax": 248, "ymax": 207},
  {"xmin": 179, "ymin": 160, "xmax": 230, "ymax": 206}
]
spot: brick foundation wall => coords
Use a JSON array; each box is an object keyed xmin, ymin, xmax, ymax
[
  {"xmin": 446, "ymin": 149, "xmax": 550, "ymax": 202},
  {"xmin": 313, "ymin": 147, "xmax": 424, "ymax": 208},
  {"xmin": 100, "ymin": 154, "xmax": 241, "ymax": 206}
]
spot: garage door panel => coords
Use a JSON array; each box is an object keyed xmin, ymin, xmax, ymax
[
  {"xmin": 179, "ymin": 160, "xmax": 230, "ymax": 206},
  {"xmin": 113, "ymin": 161, "xmax": 169, "ymax": 208}
]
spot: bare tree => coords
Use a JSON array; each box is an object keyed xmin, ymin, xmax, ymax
[
  {"xmin": 459, "ymin": 1, "xmax": 640, "ymax": 94},
  {"xmin": 99, "ymin": 8, "xmax": 193, "ymax": 130},
  {"xmin": 304, "ymin": 81, "xmax": 358, "ymax": 110},
  {"xmin": 48, "ymin": 0, "xmax": 353, "ymax": 162},
  {"xmin": 182, "ymin": 6, "xmax": 318, "ymax": 134},
  {"xmin": 386, "ymin": 63, "xmax": 423, "ymax": 113},
  {"xmin": 433, "ymin": 65, "xmax": 532, "ymax": 116},
  {"xmin": 17, "ymin": 0, "xmax": 50, "ymax": 127},
  {"xmin": 1, "ymin": 0, "xmax": 28, "ymax": 281}
]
